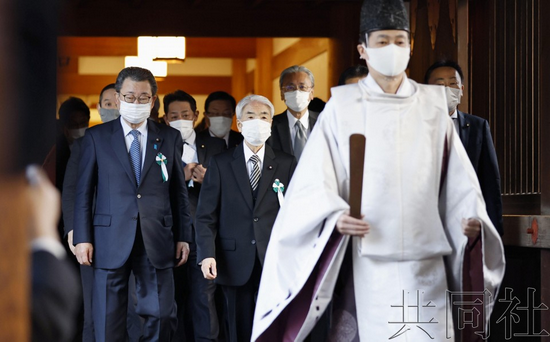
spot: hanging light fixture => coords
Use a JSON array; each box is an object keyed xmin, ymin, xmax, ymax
[
  {"xmin": 124, "ymin": 56, "xmax": 167, "ymax": 77},
  {"xmin": 138, "ymin": 36, "xmax": 186, "ymax": 63}
]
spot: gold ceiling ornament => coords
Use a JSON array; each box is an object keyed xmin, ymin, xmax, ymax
[{"xmin": 427, "ymin": 0, "xmax": 440, "ymax": 50}]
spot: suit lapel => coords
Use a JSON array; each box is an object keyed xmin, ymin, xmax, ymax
[
  {"xmin": 458, "ymin": 111, "xmax": 470, "ymax": 148},
  {"xmin": 230, "ymin": 146, "xmax": 254, "ymax": 211},
  {"xmin": 277, "ymin": 112, "xmax": 293, "ymax": 154},
  {"xmin": 141, "ymin": 120, "xmax": 164, "ymax": 184},
  {"xmin": 111, "ymin": 119, "xmax": 136, "ymax": 186},
  {"xmin": 255, "ymin": 145, "xmax": 278, "ymax": 209},
  {"xmin": 196, "ymin": 134, "xmax": 207, "ymax": 164}
]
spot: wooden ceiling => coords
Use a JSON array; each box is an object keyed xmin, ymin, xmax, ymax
[{"xmin": 59, "ymin": 0, "xmax": 362, "ymax": 37}]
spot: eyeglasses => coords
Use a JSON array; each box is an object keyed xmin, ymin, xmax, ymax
[
  {"xmin": 281, "ymin": 84, "xmax": 313, "ymax": 93},
  {"xmin": 119, "ymin": 93, "xmax": 153, "ymax": 104}
]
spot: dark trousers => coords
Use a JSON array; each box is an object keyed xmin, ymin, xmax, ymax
[
  {"xmin": 221, "ymin": 257, "xmax": 262, "ymax": 342},
  {"xmin": 92, "ymin": 228, "xmax": 176, "ymax": 342},
  {"xmin": 173, "ymin": 247, "xmax": 219, "ymax": 342}
]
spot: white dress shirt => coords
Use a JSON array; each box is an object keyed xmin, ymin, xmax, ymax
[{"xmin": 121, "ymin": 116, "xmax": 148, "ymax": 170}]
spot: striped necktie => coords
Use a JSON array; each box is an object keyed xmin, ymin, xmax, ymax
[
  {"xmin": 249, "ymin": 154, "xmax": 261, "ymax": 191},
  {"xmin": 129, "ymin": 130, "xmax": 141, "ymax": 186}
]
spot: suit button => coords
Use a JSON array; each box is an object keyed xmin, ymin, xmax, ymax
[
  {"xmin": 251, "ymin": 240, "xmax": 256, "ymax": 245},
  {"xmin": 137, "ymin": 194, "xmax": 142, "ymax": 199},
  {"xmin": 253, "ymin": 217, "xmax": 259, "ymax": 222}
]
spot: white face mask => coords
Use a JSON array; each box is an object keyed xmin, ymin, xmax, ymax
[
  {"xmin": 119, "ymin": 101, "xmax": 151, "ymax": 124},
  {"xmin": 208, "ymin": 116, "xmax": 233, "ymax": 138},
  {"xmin": 240, "ymin": 119, "xmax": 271, "ymax": 146},
  {"xmin": 169, "ymin": 119, "xmax": 195, "ymax": 141},
  {"xmin": 445, "ymin": 86, "xmax": 462, "ymax": 114},
  {"xmin": 284, "ymin": 90, "xmax": 311, "ymax": 112},
  {"xmin": 99, "ymin": 108, "xmax": 120, "ymax": 123},
  {"xmin": 69, "ymin": 127, "xmax": 87, "ymax": 140},
  {"xmin": 365, "ymin": 43, "xmax": 411, "ymax": 77}
]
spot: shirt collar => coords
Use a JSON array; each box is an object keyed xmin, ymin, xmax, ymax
[
  {"xmin": 450, "ymin": 110, "xmax": 458, "ymax": 119},
  {"xmin": 286, "ymin": 109, "xmax": 310, "ymax": 130},
  {"xmin": 121, "ymin": 116, "xmax": 148, "ymax": 137},
  {"xmin": 184, "ymin": 130, "xmax": 197, "ymax": 146},
  {"xmin": 243, "ymin": 142, "xmax": 265, "ymax": 164}
]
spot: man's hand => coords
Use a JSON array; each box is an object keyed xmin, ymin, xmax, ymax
[
  {"xmin": 67, "ymin": 230, "xmax": 76, "ymax": 255},
  {"xmin": 175, "ymin": 241, "xmax": 190, "ymax": 267},
  {"xmin": 184, "ymin": 163, "xmax": 198, "ymax": 181},
  {"xmin": 75, "ymin": 243, "xmax": 94, "ymax": 266},
  {"xmin": 201, "ymin": 258, "xmax": 217, "ymax": 280},
  {"xmin": 336, "ymin": 210, "xmax": 370, "ymax": 237},
  {"xmin": 462, "ymin": 218, "xmax": 481, "ymax": 238},
  {"xmin": 192, "ymin": 164, "xmax": 207, "ymax": 184},
  {"xmin": 26, "ymin": 165, "xmax": 60, "ymax": 242}
]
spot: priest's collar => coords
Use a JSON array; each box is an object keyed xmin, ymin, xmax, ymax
[{"xmin": 362, "ymin": 73, "xmax": 413, "ymax": 97}]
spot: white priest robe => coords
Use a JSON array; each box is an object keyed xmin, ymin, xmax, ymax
[{"xmin": 251, "ymin": 75, "xmax": 506, "ymax": 341}]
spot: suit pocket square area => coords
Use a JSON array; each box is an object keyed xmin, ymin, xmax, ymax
[
  {"xmin": 163, "ymin": 215, "xmax": 173, "ymax": 227},
  {"xmin": 93, "ymin": 214, "xmax": 112, "ymax": 227},
  {"xmin": 220, "ymin": 238, "xmax": 236, "ymax": 251}
]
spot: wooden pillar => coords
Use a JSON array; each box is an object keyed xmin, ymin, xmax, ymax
[
  {"xmin": 232, "ymin": 58, "xmax": 248, "ymax": 130},
  {"xmin": 328, "ymin": 2, "xmax": 361, "ymax": 89},
  {"xmin": 254, "ymin": 38, "xmax": 273, "ymax": 101},
  {"xmin": 0, "ymin": 0, "xmax": 57, "ymax": 339}
]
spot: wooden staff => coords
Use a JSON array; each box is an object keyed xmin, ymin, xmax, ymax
[{"xmin": 349, "ymin": 134, "xmax": 366, "ymax": 219}]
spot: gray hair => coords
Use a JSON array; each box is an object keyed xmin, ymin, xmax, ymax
[
  {"xmin": 115, "ymin": 67, "xmax": 158, "ymax": 96},
  {"xmin": 279, "ymin": 65, "xmax": 315, "ymax": 89},
  {"xmin": 235, "ymin": 95, "xmax": 275, "ymax": 120}
]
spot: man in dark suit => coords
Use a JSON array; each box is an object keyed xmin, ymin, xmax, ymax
[
  {"xmin": 163, "ymin": 90, "xmax": 226, "ymax": 341},
  {"xmin": 199, "ymin": 91, "xmax": 243, "ymax": 149},
  {"xmin": 425, "ymin": 60, "xmax": 503, "ymax": 235},
  {"xmin": 268, "ymin": 65, "xmax": 319, "ymax": 161},
  {"xmin": 195, "ymin": 95, "xmax": 297, "ymax": 342},
  {"xmin": 73, "ymin": 67, "xmax": 192, "ymax": 342}
]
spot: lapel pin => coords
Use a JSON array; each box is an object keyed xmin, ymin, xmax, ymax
[
  {"xmin": 154, "ymin": 144, "xmax": 158, "ymax": 150},
  {"xmin": 155, "ymin": 138, "xmax": 161, "ymax": 142},
  {"xmin": 268, "ymin": 165, "xmax": 273, "ymax": 170},
  {"xmin": 201, "ymin": 144, "xmax": 205, "ymax": 148}
]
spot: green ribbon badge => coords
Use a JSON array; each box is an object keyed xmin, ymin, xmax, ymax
[
  {"xmin": 155, "ymin": 153, "xmax": 169, "ymax": 182},
  {"xmin": 272, "ymin": 179, "xmax": 285, "ymax": 206}
]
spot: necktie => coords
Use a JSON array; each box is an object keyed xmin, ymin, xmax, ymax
[
  {"xmin": 294, "ymin": 120, "xmax": 307, "ymax": 161},
  {"xmin": 249, "ymin": 154, "xmax": 261, "ymax": 191},
  {"xmin": 129, "ymin": 130, "xmax": 141, "ymax": 186}
]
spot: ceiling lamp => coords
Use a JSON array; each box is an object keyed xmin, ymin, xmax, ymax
[
  {"xmin": 124, "ymin": 56, "xmax": 167, "ymax": 77},
  {"xmin": 138, "ymin": 36, "xmax": 186, "ymax": 63}
]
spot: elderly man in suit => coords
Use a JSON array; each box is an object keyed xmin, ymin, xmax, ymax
[
  {"xmin": 163, "ymin": 89, "xmax": 225, "ymax": 341},
  {"xmin": 425, "ymin": 60, "xmax": 503, "ymax": 235},
  {"xmin": 195, "ymin": 94, "xmax": 297, "ymax": 342},
  {"xmin": 268, "ymin": 65, "xmax": 319, "ymax": 161},
  {"xmin": 73, "ymin": 67, "xmax": 192, "ymax": 342}
]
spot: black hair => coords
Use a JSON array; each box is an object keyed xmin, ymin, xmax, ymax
[
  {"xmin": 115, "ymin": 67, "xmax": 158, "ymax": 95},
  {"xmin": 163, "ymin": 90, "xmax": 197, "ymax": 113},
  {"xmin": 204, "ymin": 91, "xmax": 236, "ymax": 114},
  {"xmin": 59, "ymin": 97, "xmax": 90, "ymax": 124},
  {"xmin": 338, "ymin": 65, "xmax": 369, "ymax": 86},
  {"xmin": 424, "ymin": 60, "xmax": 464, "ymax": 84}
]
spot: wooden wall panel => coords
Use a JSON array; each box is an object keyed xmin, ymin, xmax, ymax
[{"xmin": 470, "ymin": 0, "xmax": 542, "ymax": 214}]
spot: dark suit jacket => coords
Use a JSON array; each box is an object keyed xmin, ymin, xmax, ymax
[
  {"xmin": 195, "ymin": 144, "xmax": 297, "ymax": 287},
  {"xmin": 267, "ymin": 110, "xmax": 319, "ymax": 156},
  {"xmin": 62, "ymin": 138, "xmax": 82, "ymax": 237},
  {"xmin": 73, "ymin": 118, "xmax": 192, "ymax": 269},
  {"xmin": 456, "ymin": 110, "xmax": 503, "ymax": 235},
  {"xmin": 32, "ymin": 250, "xmax": 80, "ymax": 342},
  {"xmin": 187, "ymin": 133, "xmax": 226, "ymax": 222},
  {"xmin": 196, "ymin": 129, "xmax": 243, "ymax": 150}
]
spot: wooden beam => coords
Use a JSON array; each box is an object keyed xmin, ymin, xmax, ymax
[
  {"xmin": 57, "ymin": 74, "xmax": 231, "ymax": 95},
  {"xmin": 58, "ymin": 37, "xmax": 257, "ymax": 59},
  {"xmin": 231, "ymin": 59, "xmax": 248, "ymax": 102},
  {"xmin": 271, "ymin": 38, "xmax": 330, "ymax": 79}
]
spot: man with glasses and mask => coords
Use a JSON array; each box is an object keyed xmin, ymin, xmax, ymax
[
  {"xmin": 268, "ymin": 65, "xmax": 319, "ymax": 161},
  {"xmin": 252, "ymin": 0, "xmax": 505, "ymax": 341},
  {"xmin": 73, "ymin": 67, "xmax": 192, "ymax": 342}
]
